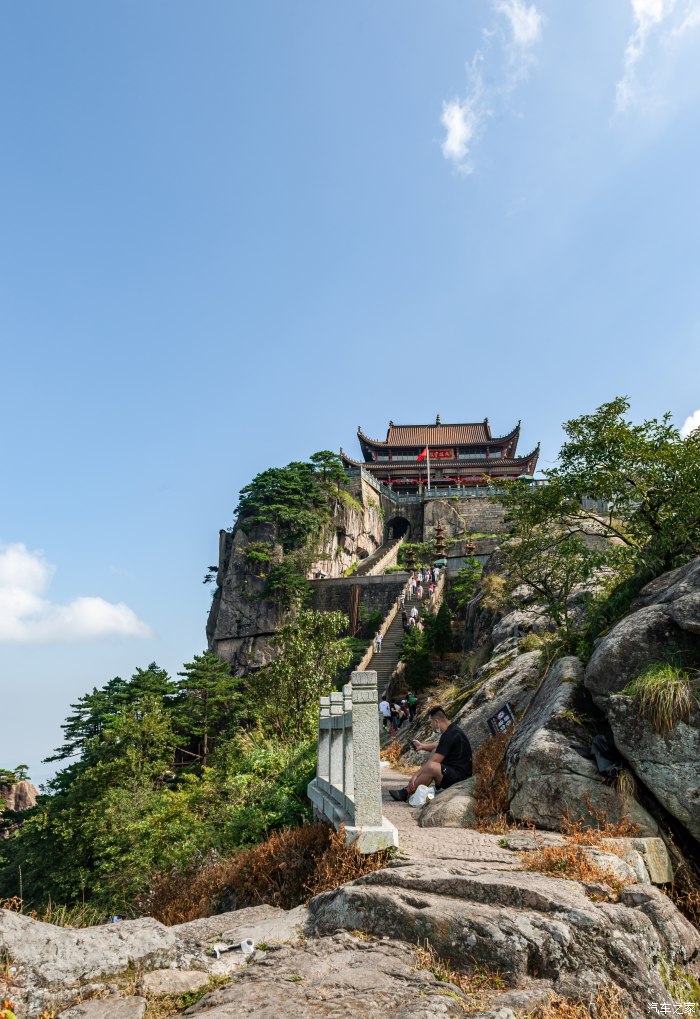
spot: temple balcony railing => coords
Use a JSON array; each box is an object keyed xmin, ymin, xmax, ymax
[{"xmin": 307, "ymin": 670, "xmax": 398, "ymax": 854}]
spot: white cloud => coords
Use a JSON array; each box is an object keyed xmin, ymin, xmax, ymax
[
  {"xmin": 616, "ymin": 0, "xmax": 700, "ymax": 113},
  {"xmin": 681, "ymin": 409, "xmax": 700, "ymax": 437},
  {"xmin": 440, "ymin": 1, "xmax": 542, "ymax": 172},
  {"xmin": 494, "ymin": 0, "xmax": 542, "ymax": 49},
  {"xmin": 0, "ymin": 543, "xmax": 153, "ymax": 643}
]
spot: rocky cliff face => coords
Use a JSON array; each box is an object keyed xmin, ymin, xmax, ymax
[
  {"xmin": 1, "ymin": 781, "xmax": 38, "ymax": 813},
  {"xmin": 207, "ymin": 477, "xmax": 384, "ymax": 673}
]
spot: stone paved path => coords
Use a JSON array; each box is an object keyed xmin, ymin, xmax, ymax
[{"xmin": 380, "ymin": 764, "xmax": 516, "ymax": 867}]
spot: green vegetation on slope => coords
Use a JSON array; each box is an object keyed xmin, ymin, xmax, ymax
[{"xmin": 0, "ymin": 613, "xmax": 350, "ymax": 916}]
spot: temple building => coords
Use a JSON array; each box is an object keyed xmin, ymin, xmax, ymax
[{"xmin": 340, "ymin": 416, "xmax": 540, "ymax": 494}]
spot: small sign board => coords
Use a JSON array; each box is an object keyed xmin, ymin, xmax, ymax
[
  {"xmin": 430, "ymin": 448, "xmax": 454, "ymax": 460},
  {"xmin": 487, "ymin": 703, "xmax": 515, "ymax": 736}
]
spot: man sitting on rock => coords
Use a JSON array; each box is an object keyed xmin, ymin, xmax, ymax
[{"xmin": 389, "ymin": 706, "xmax": 472, "ymax": 802}]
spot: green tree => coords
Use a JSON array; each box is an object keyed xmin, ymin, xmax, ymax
[
  {"xmin": 510, "ymin": 397, "xmax": 700, "ymax": 576},
  {"xmin": 448, "ymin": 557, "xmax": 483, "ymax": 617},
  {"xmin": 399, "ymin": 626, "xmax": 432, "ymax": 692},
  {"xmin": 431, "ymin": 602, "xmax": 453, "ymax": 658},
  {"xmin": 175, "ymin": 651, "xmax": 243, "ymax": 767},
  {"xmin": 250, "ymin": 609, "xmax": 352, "ymax": 741}
]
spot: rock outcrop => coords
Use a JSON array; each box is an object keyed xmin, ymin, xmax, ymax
[
  {"xmin": 0, "ymin": 904, "xmax": 309, "ymax": 1017},
  {"xmin": 584, "ymin": 558, "xmax": 700, "ymax": 705},
  {"xmin": 506, "ymin": 657, "xmax": 658, "ymax": 833},
  {"xmin": 309, "ymin": 859, "xmax": 700, "ymax": 1017},
  {"xmin": 583, "ymin": 558, "xmax": 700, "ymax": 844},
  {"xmin": 1, "ymin": 781, "xmax": 38, "ymax": 813},
  {"xmin": 207, "ymin": 477, "xmax": 385, "ymax": 672}
]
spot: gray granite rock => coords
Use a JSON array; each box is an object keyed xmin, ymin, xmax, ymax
[
  {"xmin": 606, "ymin": 695, "xmax": 700, "ymax": 842},
  {"xmin": 506, "ymin": 658, "xmax": 658, "ymax": 834},
  {"xmin": 418, "ymin": 777, "xmax": 477, "ymax": 828},
  {"xmin": 59, "ymin": 998, "xmax": 146, "ymax": 1018}
]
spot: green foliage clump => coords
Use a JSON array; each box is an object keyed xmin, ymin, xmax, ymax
[
  {"xmin": 447, "ymin": 557, "xmax": 482, "ymax": 617},
  {"xmin": 498, "ymin": 396, "xmax": 700, "ymax": 657},
  {"xmin": 234, "ymin": 450, "xmax": 355, "ymax": 608},
  {"xmin": 623, "ymin": 662, "xmax": 699, "ymax": 732},
  {"xmin": 400, "ymin": 625, "xmax": 432, "ymax": 691},
  {"xmin": 431, "ymin": 602, "xmax": 453, "ymax": 658},
  {"xmin": 249, "ymin": 609, "xmax": 352, "ymax": 741}
]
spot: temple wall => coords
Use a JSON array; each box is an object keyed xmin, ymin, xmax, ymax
[{"xmin": 310, "ymin": 574, "xmax": 406, "ymax": 619}]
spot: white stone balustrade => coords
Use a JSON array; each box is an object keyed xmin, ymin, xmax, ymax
[{"xmin": 307, "ymin": 670, "xmax": 399, "ymax": 854}]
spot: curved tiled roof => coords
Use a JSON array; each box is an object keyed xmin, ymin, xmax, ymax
[{"xmin": 357, "ymin": 421, "xmax": 520, "ymax": 449}]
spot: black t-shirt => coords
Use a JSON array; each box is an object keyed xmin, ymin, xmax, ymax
[{"xmin": 435, "ymin": 723, "xmax": 472, "ymax": 778}]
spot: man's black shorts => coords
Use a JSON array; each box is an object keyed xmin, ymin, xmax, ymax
[{"xmin": 440, "ymin": 763, "xmax": 470, "ymax": 789}]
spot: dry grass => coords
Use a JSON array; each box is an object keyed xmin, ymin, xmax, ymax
[
  {"xmin": 561, "ymin": 799, "xmax": 641, "ymax": 842},
  {"xmin": 667, "ymin": 860, "xmax": 700, "ymax": 929},
  {"xmin": 413, "ymin": 940, "xmax": 506, "ymax": 1012},
  {"xmin": 480, "ymin": 575, "xmax": 509, "ymax": 612},
  {"xmin": 472, "ymin": 731, "xmax": 512, "ymax": 827},
  {"xmin": 380, "ymin": 738, "xmax": 404, "ymax": 767},
  {"xmin": 519, "ymin": 842, "xmax": 624, "ymax": 895},
  {"xmin": 519, "ymin": 985, "xmax": 629, "ymax": 1019},
  {"xmin": 519, "ymin": 807, "xmax": 642, "ymax": 896},
  {"xmin": 1, "ymin": 997, "xmax": 17, "ymax": 1019},
  {"xmin": 140, "ymin": 822, "xmax": 392, "ymax": 926},
  {"xmin": 0, "ymin": 896, "xmax": 104, "ymax": 929}
]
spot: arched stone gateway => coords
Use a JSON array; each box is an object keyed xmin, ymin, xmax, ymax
[{"xmin": 387, "ymin": 516, "xmax": 411, "ymax": 540}]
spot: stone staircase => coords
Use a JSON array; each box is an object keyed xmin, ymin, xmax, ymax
[
  {"xmin": 353, "ymin": 537, "xmax": 403, "ymax": 578},
  {"xmin": 364, "ymin": 590, "xmax": 417, "ymax": 697}
]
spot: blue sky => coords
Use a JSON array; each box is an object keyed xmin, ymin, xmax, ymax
[{"xmin": 2, "ymin": 1, "xmax": 700, "ymax": 783}]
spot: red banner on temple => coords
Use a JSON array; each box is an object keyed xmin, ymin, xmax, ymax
[{"xmin": 430, "ymin": 448, "xmax": 454, "ymax": 460}]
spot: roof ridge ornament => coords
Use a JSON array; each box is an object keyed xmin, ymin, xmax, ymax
[{"xmin": 435, "ymin": 414, "xmax": 441, "ymax": 425}]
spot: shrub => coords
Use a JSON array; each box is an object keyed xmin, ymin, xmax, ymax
[
  {"xmin": 623, "ymin": 661, "xmax": 699, "ymax": 732},
  {"xmin": 141, "ymin": 823, "xmax": 392, "ymax": 925},
  {"xmin": 480, "ymin": 574, "xmax": 508, "ymax": 612}
]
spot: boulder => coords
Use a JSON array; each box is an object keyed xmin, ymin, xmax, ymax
[
  {"xmin": 453, "ymin": 646, "xmax": 543, "ymax": 752},
  {"xmin": 605, "ymin": 695, "xmax": 700, "ymax": 842},
  {"xmin": 418, "ymin": 777, "xmax": 477, "ymax": 828},
  {"xmin": 584, "ymin": 558, "xmax": 700, "ymax": 707},
  {"xmin": 308, "ymin": 862, "xmax": 700, "ymax": 1011},
  {"xmin": 600, "ymin": 838, "xmax": 673, "ymax": 885},
  {"xmin": 506, "ymin": 658, "xmax": 658, "ymax": 834},
  {"xmin": 0, "ymin": 911, "xmax": 179, "ymax": 990},
  {"xmin": 491, "ymin": 608, "xmax": 555, "ymax": 647}
]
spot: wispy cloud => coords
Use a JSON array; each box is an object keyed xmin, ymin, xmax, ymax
[
  {"xmin": 440, "ymin": 0, "xmax": 542, "ymax": 173},
  {"xmin": 680, "ymin": 408, "xmax": 700, "ymax": 437},
  {"xmin": 0, "ymin": 543, "xmax": 153, "ymax": 643},
  {"xmin": 616, "ymin": 0, "xmax": 700, "ymax": 113}
]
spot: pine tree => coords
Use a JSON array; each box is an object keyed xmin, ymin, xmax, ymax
[{"xmin": 175, "ymin": 652, "xmax": 243, "ymax": 767}]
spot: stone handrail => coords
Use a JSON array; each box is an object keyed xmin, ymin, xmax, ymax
[{"xmin": 307, "ymin": 670, "xmax": 398, "ymax": 853}]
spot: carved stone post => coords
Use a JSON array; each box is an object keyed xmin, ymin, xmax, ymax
[
  {"xmin": 329, "ymin": 691, "xmax": 344, "ymax": 803},
  {"xmin": 350, "ymin": 671, "xmax": 383, "ymax": 828},
  {"xmin": 318, "ymin": 695, "xmax": 331, "ymax": 784},
  {"xmin": 342, "ymin": 683, "xmax": 354, "ymax": 813}
]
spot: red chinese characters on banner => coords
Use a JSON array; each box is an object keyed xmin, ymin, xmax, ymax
[{"xmin": 430, "ymin": 448, "xmax": 454, "ymax": 460}]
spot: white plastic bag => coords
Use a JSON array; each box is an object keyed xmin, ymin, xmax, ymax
[{"xmin": 408, "ymin": 784, "xmax": 435, "ymax": 807}]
